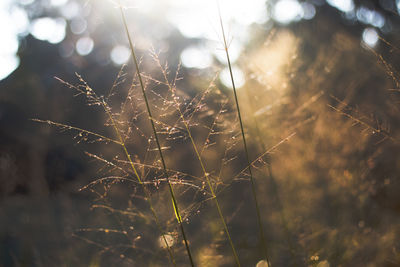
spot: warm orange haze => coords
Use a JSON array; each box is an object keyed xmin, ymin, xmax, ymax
[{"xmin": 1, "ymin": 0, "xmax": 400, "ymax": 266}]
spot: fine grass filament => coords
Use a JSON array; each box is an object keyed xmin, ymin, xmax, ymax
[
  {"xmin": 152, "ymin": 53, "xmax": 242, "ymax": 267},
  {"xmin": 117, "ymin": 2, "xmax": 195, "ymax": 266}
]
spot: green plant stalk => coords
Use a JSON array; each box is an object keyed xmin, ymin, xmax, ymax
[
  {"xmin": 155, "ymin": 59, "xmax": 241, "ymax": 267},
  {"xmin": 118, "ymin": 3, "xmax": 195, "ymax": 266},
  {"xmin": 101, "ymin": 98, "xmax": 177, "ymax": 266},
  {"xmin": 218, "ymin": 6, "xmax": 271, "ymax": 266},
  {"xmin": 178, "ymin": 118, "xmax": 242, "ymax": 267}
]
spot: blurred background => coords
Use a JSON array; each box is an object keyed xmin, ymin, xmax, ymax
[{"xmin": 1, "ymin": 0, "xmax": 400, "ymax": 266}]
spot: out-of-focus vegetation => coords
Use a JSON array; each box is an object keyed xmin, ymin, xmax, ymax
[{"xmin": 1, "ymin": 0, "xmax": 400, "ymax": 266}]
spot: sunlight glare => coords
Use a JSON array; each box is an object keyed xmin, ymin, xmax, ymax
[
  {"xmin": 248, "ymin": 31, "xmax": 298, "ymax": 93},
  {"xmin": 127, "ymin": 0, "xmax": 268, "ymax": 73},
  {"xmin": 273, "ymin": 0, "xmax": 303, "ymax": 24},
  {"xmin": 167, "ymin": 0, "xmax": 267, "ymax": 40},
  {"xmin": 222, "ymin": 0, "xmax": 268, "ymax": 26}
]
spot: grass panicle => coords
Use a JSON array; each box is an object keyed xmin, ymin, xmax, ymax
[
  {"xmin": 117, "ymin": 1, "xmax": 195, "ymax": 266},
  {"xmin": 150, "ymin": 51, "xmax": 242, "ymax": 267},
  {"xmin": 34, "ymin": 75, "xmax": 178, "ymax": 265}
]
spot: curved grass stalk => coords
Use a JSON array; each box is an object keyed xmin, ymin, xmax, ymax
[
  {"xmin": 217, "ymin": 3, "xmax": 271, "ymax": 266},
  {"xmin": 117, "ymin": 3, "xmax": 195, "ymax": 266},
  {"xmin": 152, "ymin": 54, "xmax": 241, "ymax": 267},
  {"xmin": 31, "ymin": 119, "xmax": 122, "ymax": 145}
]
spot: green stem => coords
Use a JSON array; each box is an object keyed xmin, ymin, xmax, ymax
[
  {"xmin": 118, "ymin": 3, "xmax": 195, "ymax": 266},
  {"xmin": 217, "ymin": 3, "xmax": 271, "ymax": 266},
  {"xmin": 155, "ymin": 58, "xmax": 241, "ymax": 267}
]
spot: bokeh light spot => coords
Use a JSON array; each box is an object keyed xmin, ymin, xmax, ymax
[
  {"xmin": 273, "ymin": 0, "xmax": 303, "ymax": 24},
  {"xmin": 326, "ymin": 0, "xmax": 355, "ymax": 13},
  {"xmin": 356, "ymin": 7, "xmax": 385, "ymax": 28},
  {"xmin": 213, "ymin": 40, "xmax": 242, "ymax": 65},
  {"xmin": 51, "ymin": 0, "xmax": 69, "ymax": 7},
  {"xmin": 10, "ymin": 6, "xmax": 29, "ymax": 35},
  {"xmin": 30, "ymin": 17, "xmax": 66, "ymax": 44},
  {"xmin": 110, "ymin": 45, "xmax": 131, "ymax": 65},
  {"xmin": 220, "ymin": 66, "xmax": 245, "ymax": 89},
  {"xmin": 0, "ymin": 34, "xmax": 19, "ymax": 55},
  {"xmin": 301, "ymin": 2, "xmax": 316, "ymax": 20},
  {"xmin": 181, "ymin": 46, "xmax": 213, "ymax": 69},
  {"xmin": 0, "ymin": 54, "xmax": 19, "ymax": 81},
  {"xmin": 362, "ymin": 27, "xmax": 379, "ymax": 47},
  {"xmin": 76, "ymin": 36, "xmax": 94, "ymax": 56},
  {"xmin": 18, "ymin": 0, "xmax": 34, "ymax": 5},
  {"xmin": 61, "ymin": 1, "xmax": 80, "ymax": 19},
  {"xmin": 158, "ymin": 234, "xmax": 175, "ymax": 249},
  {"xmin": 0, "ymin": 0, "xmax": 24, "ymax": 81},
  {"xmin": 397, "ymin": 0, "xmax": 400, "ymax": 14},
  {"xmin": 256, "ymin": 260, "xmax": 270, "ymax": 267},
  {"xmin": 70, "ymin": 17, "xmax": 87, "ymax": 35},
  {"xmin": 167, "ymin": 0, "xmax": 267, "ymax": 40}
]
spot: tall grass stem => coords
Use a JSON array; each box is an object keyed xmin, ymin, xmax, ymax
[
  {"xmin": 217, "ymin": 3, "xmax": 271, "ymax": 265},
  {"xmin": 152, "ymin": 54, "xmax": 241, "ymax": 267},
  {"xmin": 117, "ymin": 2, "xmax": 195, "ymax": 266}
]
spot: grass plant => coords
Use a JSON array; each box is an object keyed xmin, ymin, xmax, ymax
[
  {"xmin": 150, "ymin": 50, "xmax": 241, "ymax": 266},
  {"xmin": 117, "ymin": 2, "xmax": 195, "ymax": 265},
  {"xmin": 33, "ymin": 74, "xmax": 178, "ymax": 265}
]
